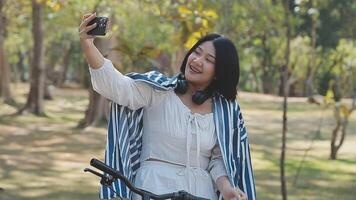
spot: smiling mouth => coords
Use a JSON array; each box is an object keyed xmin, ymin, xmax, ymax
[{"xmin": 189, "ymin": 64, "xmax": 202, "ymax": 73}]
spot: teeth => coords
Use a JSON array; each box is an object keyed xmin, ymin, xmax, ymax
[{"xmin": 190, "ymin": 65, "xmax": 201, "ymax": 73}]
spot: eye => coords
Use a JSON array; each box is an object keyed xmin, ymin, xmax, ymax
[
  {"xmin": 207, "ymin": 58, "xmax": 215, "ymax": 64},
  {"xmin": 193, "ymin": 49, "xmax": 201, "ymax": 55}
]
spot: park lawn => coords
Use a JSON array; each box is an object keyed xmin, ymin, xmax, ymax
[{"xmin": 0, "ymin": 83, "xmax": 355, "ymax": 200}]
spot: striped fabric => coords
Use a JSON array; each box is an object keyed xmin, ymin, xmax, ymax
[{"xmin": 99, "ymin": 71, "xmax": 256, "ymax": 200}]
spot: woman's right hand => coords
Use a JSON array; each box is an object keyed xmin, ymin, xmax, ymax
[
  {"xmin": 79, "ymin": 12, "xmax": 105, "ymax": 69},
  {"xmin": 78, "ymin": 12, "xmax": 97, "ymax": 43}
]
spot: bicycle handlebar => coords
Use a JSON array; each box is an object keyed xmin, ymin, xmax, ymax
[
  {"xmin": 90, "ymin": 158, "xmax": 118, "ymax": 177},
  {"xmin": 87, "ymin": 158, "xmax": 209, "ymax": 200}
]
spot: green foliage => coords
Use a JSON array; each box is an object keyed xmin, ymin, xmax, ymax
[
  {"xmin": 2, "ymin": 0, "xmax": 355, "ymax": 96},
  {"xmin": 104, "ymin": 0, "xmax": 219, "ymax": 73},
  {"xmin": 317, "ymin": 39, "xmax": 356, "ymax": 97},
  {"xmin": 109, "ymin": 0, "xmax": 175, "ymax": 72}
]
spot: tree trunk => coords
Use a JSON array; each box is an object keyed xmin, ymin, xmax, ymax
[
  {"xmin": 78, "ymin": 85, "xmax": 109, "ymax": 128},
  {"xmin": 280, "ymin": 0, "xmax": 291, "ymax": 200},
  {"xmin": 250, "ymin": 64, "xmax": 261, "ymax": 92},
  {"xmin": 80, "ymin": 58, "xmax": 90, "ymax": 88},
  {"xmin": 44, "ymin": 80, "xmax": 53, "ymax": 100},
  {"xmin": 261, "ymin": 33, "xmax": 274, "ymax": 94},
  {"xmin": 16, "ymin": 51, "xmax": 27, "ymax": 82},
  {"xmin": 78, "ymin": 37, "xmax": 110, "ymax": 128},
  {"xmin": 330, "ymin": 105, "xmax": 351, "ymax": 160},
  {"xmin": 303, "ymin": 0, "xmax": 317, "ymax": 97},
  {"xmin": 19, "ymin": 0, "xmax": 46, "ymax": 115},
  {"xmin": 43, "ymin": 49, "xmax": 57, "ymax": 100},
  {"xmin": 0, "ymin": 0, "xmax": 13, "ymax": 103},
  {"xmin": 330, "ymin": 119, "xmax": 340, "ymax": 160},
  {"xmin": 56, "ymin": 43, "xmax": 72, "ymax": 87},
  {"xmin": 43, "ymin": 54, "xmax": 54, "ymax": 100},
  {"xmin": 262, "ymin": 72, "xmax": 274, "ymax": 94}
]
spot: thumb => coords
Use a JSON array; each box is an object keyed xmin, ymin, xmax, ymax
[{"xmin": 231, "ymin": 191, "xmax": 240, "ymax": 200}]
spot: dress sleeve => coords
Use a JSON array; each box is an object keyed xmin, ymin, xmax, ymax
[
  {"xmin": 208, "ymin": 143, "xmax": 228, "ymax": 183},
  {"xmin": 89, "ymin": 58, "xmax": 167, "ymax": 110}
]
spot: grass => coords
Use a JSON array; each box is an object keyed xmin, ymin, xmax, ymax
[
  {"xmin": 238, "ymin": 92, "xmax": 356, "ymax": 200},
  {"xmin": 0, "ymin": 84, "xmax": 355, "ymax": 200}
]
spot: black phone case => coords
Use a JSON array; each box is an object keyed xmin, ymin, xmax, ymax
[{"xmin": 87, "ymin": 17, "xmax": 108, "ymax": 36}]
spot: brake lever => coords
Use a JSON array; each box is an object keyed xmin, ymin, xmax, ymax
[
  {"xmin": 84, "ymin": 168, "xmax": 104, "ymax": 177},
  {"xmin": 84, "ymin": 168, "xmax": 115, "ymax": 187}
]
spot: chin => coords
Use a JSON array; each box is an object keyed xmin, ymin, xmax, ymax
[
  {"xmin": 185, "ymin": 72, "xmax": 199, "ymax": 82},
  {"xmin": 186, "ymin": 76, "xmax": 210, "ymax": 88}
]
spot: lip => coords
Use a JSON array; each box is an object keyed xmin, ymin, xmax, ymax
[{"xmin": 189, "ymin": 64, "xmax": 202, "ymax": 73}]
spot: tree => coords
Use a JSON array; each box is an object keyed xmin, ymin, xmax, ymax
[
  {"xmin": 221, "ymin": 0, "xmax": 286, "ymax": 94},
  {"xmin": 329, "ymin": 86, "xmax": 355, "ymax": 160},
  {"xmin": 19, "ymin": 0, "xmax": 46, "ymax": 115},
  {"xmin": 280, "ymin": 0, "xmax": 291, "ymax": 199},
  {"xmin": 325, "ymin": 39, "xmax": 356, "ymax": 160},
  {"xmin": 0, "ymin": 0, "xmax": 13, "ymax": 104},
  {"xmin": 302, "ymin": 0, "xmax": 318, "ymax": 98},
  {"xmin": 293, "ymin": 0, "xmax": 324, "ymax": 98},
  {"xmin": 2, "ymin": 0, "xmax": 32, "ymax": 84}
]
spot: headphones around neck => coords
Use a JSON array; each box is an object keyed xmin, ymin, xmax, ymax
[{"xmin": 174, "ymin": 74, "xmax": 213, "ymax": 105}]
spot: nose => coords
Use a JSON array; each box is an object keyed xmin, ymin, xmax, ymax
[{"xmin": 192, "ymin": 56, "xmax": 203, "ymax": 66}]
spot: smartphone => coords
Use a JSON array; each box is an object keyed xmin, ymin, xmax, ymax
[{"xmin": 87, "ymin": 17, "xmax": 109, "ymax": 36}]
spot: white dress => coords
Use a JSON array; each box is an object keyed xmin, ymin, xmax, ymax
[{"xmin": 89, "ymin": 58, "xmax": 228, "ymax": 200}]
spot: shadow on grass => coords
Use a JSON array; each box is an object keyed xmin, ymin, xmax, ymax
[
  {"xmin": 1, "ymin": 87, "xmax": 355, "ymax": 200},
  {"xmin": 0, "ymin": 190, "xmax": 100, "ymax": 200}
]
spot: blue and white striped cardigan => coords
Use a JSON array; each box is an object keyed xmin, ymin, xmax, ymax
[{"xmin": 99, "ymin": 71, "xmax": 256, "ymax": 200}]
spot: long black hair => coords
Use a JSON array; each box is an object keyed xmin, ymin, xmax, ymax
[{"xmin": 179, "ymin": 33, "xmax": 240, "ymax": 100}]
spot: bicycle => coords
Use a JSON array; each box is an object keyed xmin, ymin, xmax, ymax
[{"xmin": 84, "ymin": 158, "xmax": 209, "ymax": 200}]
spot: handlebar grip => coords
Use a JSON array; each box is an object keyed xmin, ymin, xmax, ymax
[{"xmin": 90, "ymin": 158, "xmax": 119, "ymax": 178}]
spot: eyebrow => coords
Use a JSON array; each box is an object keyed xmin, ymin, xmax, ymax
[{"xmin": 197, "ymin": 46, "xmax": 216, "ymax": 59}]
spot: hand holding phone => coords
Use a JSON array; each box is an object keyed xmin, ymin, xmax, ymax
[
  {"xmin": 79, "ymin": 13, "xmax": 108, "ymax": 42},
  {"xmin": 87, "ymin": 17, "xmax": 109, "ymax": 36}
]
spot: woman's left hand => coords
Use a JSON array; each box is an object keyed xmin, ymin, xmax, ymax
[{"xmin": 221, "ymin": 186, "xmax": 247, "ymax": 200}]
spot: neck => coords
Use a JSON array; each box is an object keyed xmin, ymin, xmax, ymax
[{"xmin": 186, "ymin": 82, "xmax": 206, "ymax": 96}]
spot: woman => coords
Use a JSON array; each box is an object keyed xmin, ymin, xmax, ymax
[{"xmin": 79, "ymin": 13, "xmax": 256, "ymax": 200}]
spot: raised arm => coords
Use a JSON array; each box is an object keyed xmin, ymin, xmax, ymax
[
  {"xmin": 79, "ymin": 12, "xmax": 104, "ymax": 69},
  {"xmin": 78, "ymin": 13, "xmax": 167, "ymax": 109}
]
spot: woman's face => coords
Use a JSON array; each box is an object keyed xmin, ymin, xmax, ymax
[{"xmin": 184, "ymin": 41, "xmax": 216, "ymax": 89}]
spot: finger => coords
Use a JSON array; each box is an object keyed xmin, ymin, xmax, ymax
[
  {"xmin": 238, "ymin": 191, "xmax": 247, "ymax": 200},
  {"xmin": 82, "ymin": 13, "xmax": 93, "ymax": 19},
  {"xmin": 79, "ymin": 13, "xmax": 96, "ymax": 31},
  {"xmin": 105, "ymin": 19, "xmax": 111, "ymax": 32},
  {"xmin": 82, "ymin": 35, "xmax": 95, "ymax": 39},
  {"xmin": 231, "ymin": 191, "xmax": 240, "ymax": 200},
  {"xmin": 79, "ymin": 28, "xmax": 94, "ymax": 37},
  {"xmin": 79, "ymin": 23, "xmax": 97, "ymax": 38},
  {"xmin": 84, "ymin": 22, "xmax": 97, "ymax": 32},
  {"xmin": 237, "ymin": 194, "xmax": 245, "ymax": 200},
  {"xmin": 82, "ymin": 12, "xmax": 97, "ymax": 26},
  {"xmin": 79, "ymin": 31, "xmax": 95, "ymax": 39}
]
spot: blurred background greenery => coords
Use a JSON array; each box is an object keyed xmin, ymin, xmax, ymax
[{"xmin": 0, "ymin": 0, "xmax": 355, "ymax": 199}]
